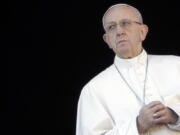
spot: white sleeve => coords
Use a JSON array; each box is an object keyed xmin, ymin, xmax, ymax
[
  {"xmin": 167, "ymin": 103, "xmax": 180, "ymax": 131},
  {"xmin": 76, "ymin": 84, "xmax": 140, "ymax": 135},
  {"xmin": 165, "ymin": 56, "xmax": 180, "ymax": 131}
]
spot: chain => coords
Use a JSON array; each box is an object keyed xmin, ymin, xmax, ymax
[{"xmin": 114, "ymin": 56, "xmax": 149, "ymax": 106}]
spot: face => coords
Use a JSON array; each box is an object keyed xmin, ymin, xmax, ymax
[{"xmin": 103, "ymin": 6, "xmax": 148, "ymax": 58}]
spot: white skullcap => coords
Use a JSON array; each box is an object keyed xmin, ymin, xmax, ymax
[{"xmin": 102, "ymin": 3, "xmax": 143, "ymax": 31}]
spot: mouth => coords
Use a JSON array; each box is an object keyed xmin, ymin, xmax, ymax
[{"xmin": 117, "ymin": 40, "xmax": 127, "ymax": 45}]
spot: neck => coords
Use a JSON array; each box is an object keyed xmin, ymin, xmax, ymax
[{"xmin": 117, "ymin": 48, "xmax": 143, "ymax": 59}]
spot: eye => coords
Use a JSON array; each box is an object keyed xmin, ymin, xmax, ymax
[
  {"xmin": 108, "ymin": 24, "xmax": 116, "ymax": 31},
  {"xmin": 121, "ymin": 20, "xmax": 131, "ymax": 27}
]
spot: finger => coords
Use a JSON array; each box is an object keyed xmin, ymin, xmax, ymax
[
  {"xmin": 150, "ymin": 104, "xmax": 165, "ymax": 113},
  {"xmin": 156, "ymin": 109, "xmax": 166, "ymax": 117},
  {"xmin": 154, "ymin": 116, "xmax": 167, "ymax": 124},
  {"xmin": 153, "ymin": 110, "xmax": 166, "ymax": 119},
  {"xmin": 147, "ymin": 101, "xmax": 162, "ymax": 108}
]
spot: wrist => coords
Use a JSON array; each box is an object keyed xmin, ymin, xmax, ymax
[{"xmin": 136, "ymin": 116, "xmax": 148, "ymax": 133}]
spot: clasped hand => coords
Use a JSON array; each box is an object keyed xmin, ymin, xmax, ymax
[{"xmin": 137, "ymin": 101, "xmax": 178, "ymax": 133}]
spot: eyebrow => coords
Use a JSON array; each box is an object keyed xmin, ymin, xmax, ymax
[
  {"xmin": 105, "ymin": 19, "xmax": 129, "ymax": 24},
  {"xmin": 105, "ymin": 21, "xmax": 116, "ymax": 25}
]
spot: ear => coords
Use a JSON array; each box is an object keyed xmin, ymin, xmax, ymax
[
  {"xmin": 103, "ymin": 33, "xmax": 112, "ymax": 49},
  {"xmin": 140, "ymin": 24, "xmax": 149, "ymax": 41}
]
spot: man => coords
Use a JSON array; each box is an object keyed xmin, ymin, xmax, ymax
[{"xmin": 76, "ymin": 3, "xmax": 180, "ymax": 135}]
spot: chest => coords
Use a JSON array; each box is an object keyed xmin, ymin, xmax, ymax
[{"xmin": 96, "ymin": 66, "xmax": 180, "ymax": 122}]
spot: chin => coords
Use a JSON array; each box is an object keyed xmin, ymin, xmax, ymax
[
  {"xmin": 117, "ymin": 46, "xmax": 130, "ymax": 53},
  {"xmin": 117, "ymin": 49, "xmax": 130, "ymax": 58}
]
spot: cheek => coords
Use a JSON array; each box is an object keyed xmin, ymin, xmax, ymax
[
  {"xmin": 131, "ymin": 32, "xmax": 142, "ymax": 42},
  {"xmin": 128, "ymin": 29, "xmax": 142, "ymax": 41},
  {"xmin": 108, "ymin": 35, "xmax": 116, "ymax": 46},
  {"xmin": 137, "ymin": 30, "xmax": 144, "ymax": 41},
  {"xmin": 105, "ymin": 35, "xmax": 114, "ymax": 49}
]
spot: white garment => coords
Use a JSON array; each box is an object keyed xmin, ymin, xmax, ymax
[{"xmin": 76, "ymin": 50, "xmax": 180, "ymax": 135}]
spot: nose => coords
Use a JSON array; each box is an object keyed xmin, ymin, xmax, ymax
[{"xmin": 116, "ymin": 24, "xmax": 124, "ymax": 36}]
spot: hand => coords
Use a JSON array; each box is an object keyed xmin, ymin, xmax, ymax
[
  {"xmin": 153, "ymin": 107, "xmax": 178, "ymax": 124},
  {"xmin": 137, "ymin": 101, "xmax": 165, "ymax": 133},
  {"xmin": 137, "ymin": 101, "xmax": 179, "ymax": 133}
]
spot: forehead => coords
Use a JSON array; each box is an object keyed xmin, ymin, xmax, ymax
[{"xmin": 104, "ymin": 6, "xmax": 139, "ymax": 24}]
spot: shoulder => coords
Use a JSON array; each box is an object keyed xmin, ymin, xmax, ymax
[
  {"xmin": 81, "ymin": 64, "xmax": 116, "ymax": 94},
  {"xmin": 148, "ymin": 54, "xmax": 180, "ymax": 65}
]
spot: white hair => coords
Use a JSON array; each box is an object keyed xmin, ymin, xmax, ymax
[{"xmin": 102, "ymin": 3, "xmax": 143, "ymax": 31}]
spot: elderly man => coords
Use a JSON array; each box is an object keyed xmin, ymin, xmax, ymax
[{"xmin": 76, "ymin": 3, "xmax": 180, "ymax": 135}]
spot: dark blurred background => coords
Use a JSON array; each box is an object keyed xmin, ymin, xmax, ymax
[{"xmin": 5, "ymin": 0, "xmax": 180, "ymax": 135}]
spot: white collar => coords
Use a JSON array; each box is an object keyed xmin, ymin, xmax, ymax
[{"xmin": 114, "ymin": 49, "xmax": 148, "ymax": 69}]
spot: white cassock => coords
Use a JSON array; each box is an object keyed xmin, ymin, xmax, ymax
[{"xmin": 76, "ymin": 50, "xmax": 180, "ymax": 135}]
